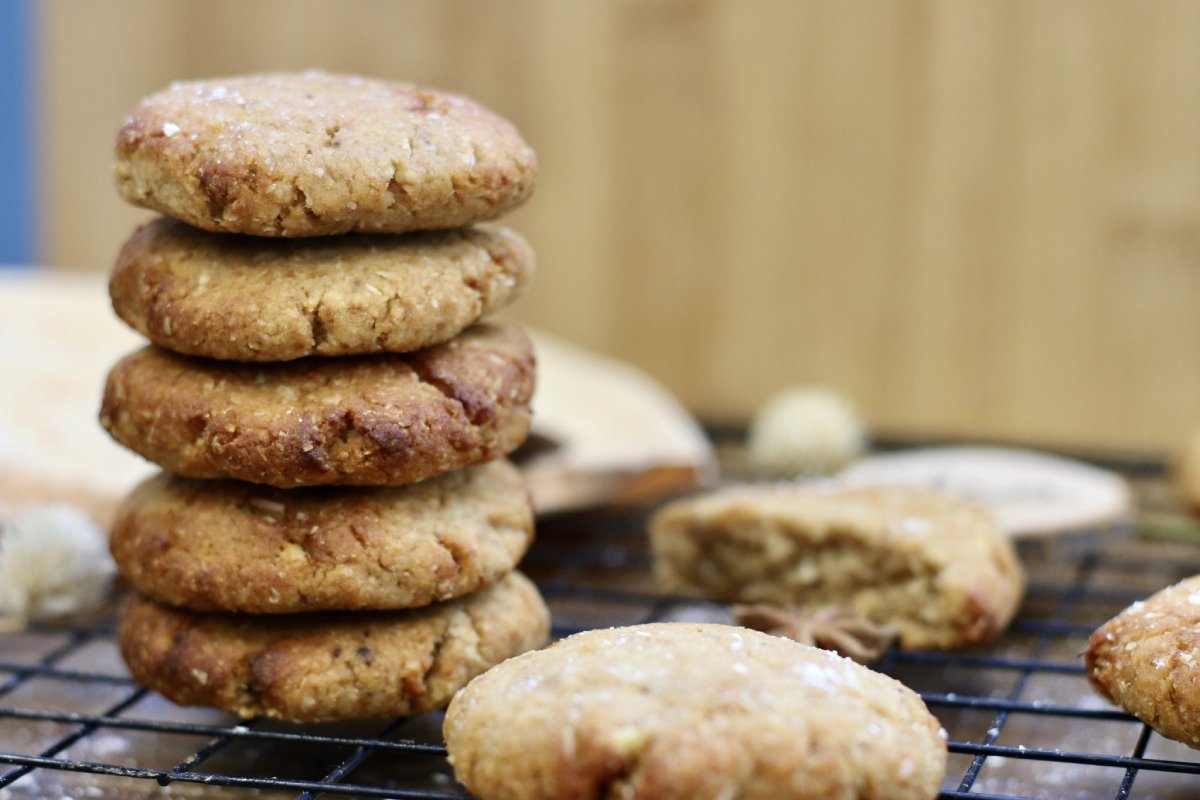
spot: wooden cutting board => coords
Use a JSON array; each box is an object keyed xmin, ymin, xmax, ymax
[
  {"xmin": 838, "ymin": 445, "xmax": 1134, "ymax": 538},
  {"xmin": 0, "ymin": 271, "xmax": 715, "ymax": 525}
]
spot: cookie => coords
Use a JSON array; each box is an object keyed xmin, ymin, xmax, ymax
[
  {"xmin": 100, "ymin": 323, "xmax": 534, "ymax": 488},
  {"xmin": 1086, "ymin": 575, "xmax": 1200, "ymax": 749},
  {"xmin": 115, "ymin": 71, "xmax": 537, "ymax": 237},
  {"xmin": 109, "ymin": 460, "xmax": 531, "ymax": 613},
  {"xmin": 444, "ymin": 622, "xmax": 947, "ymax": 800},
  {"xmin": 110, "ymin": 218, "xmax": 534, "ymax": 361},
  {"xmin": 649, "ymin": 485, "xmax": 1024, "ymax": 650},
  {"xmin": 119, "ymin": 571, "xmax": 549, "ymax": 723}
]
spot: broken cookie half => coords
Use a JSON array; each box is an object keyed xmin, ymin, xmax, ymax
[{"xmin": 650, "ymin": 484, "xmax": 1025, "ymax": 650}]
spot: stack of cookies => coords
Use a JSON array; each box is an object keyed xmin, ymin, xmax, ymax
[{"xmin": 98, "ymin": 71, "xmax": 550, "ymax": 723}]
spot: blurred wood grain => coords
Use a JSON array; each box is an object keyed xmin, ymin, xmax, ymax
[{"xmin": 36, "ymin": 0, "xmax": 1200, "ymax": 454}]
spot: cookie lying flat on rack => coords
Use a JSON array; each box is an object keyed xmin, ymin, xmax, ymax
[
  {"xmin": 109, "ymin": 460, "xmax": 532, "ymax": 613},
  {"xmin": 444, "ymin": 622, "xmax": 947, "ymax": 800},
  {"xmin": 1086, "ymin": 575, "xmax": 1200, "ymax": 750},
  {"xmin": 119, "ymin": 571, "xmax": 549, "ymax": 723},
  {"xmin": 100, "ymin": 324, "xmax": 534, "ymax": 488},
  {"xmin": 649, "ymin": 485, "xmax": 1024, "ymax": 650},
  {"xmin": 115, "ymin": 71, "xmax": 537, "ymax": 237},
  {"xmin": 110, "ymin": 218, "xmax": 534, "ymax": 361}
]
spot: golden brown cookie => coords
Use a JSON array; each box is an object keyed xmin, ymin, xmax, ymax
[
  {"xmin": 1086, "ymin": 575, "xmax": 1200, "ymax": 749},
  {"xmin": 119, "ymin": 571, "xmax": 549, "ymax": 723},
  {"xmin": 109, "ymin": 460, "xmax": 532, "ymax": 613},
  {"xmin": 649, "ymin": 485, "xmax": 1024, "ymax": 650},
  {"xmin": 115, "ymin": 71, "xmax": 537, "ymax": 237},
  {"xmin": 100, "ymin": 324, "xmax": 534, "ymax": 488},
  {"xmin": 444, "ymin": 622, "xmax": 947, "ymax": 800},
  {"xmin": 110, "ymin": 218, "xmax": 534, "ymax": 361}
]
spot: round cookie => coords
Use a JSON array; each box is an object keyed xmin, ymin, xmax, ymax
[
  {"xmin": 115, "ymin": 71, "xmax": 537, "ymax": 237},
  {"xmin": 649, "ymin": 485, "xmax": 1025, "ymax": 650},
  {"xmin": 1086, "ymin": 575, "xmax": 1200, "ymax": 749},
  {"xmin": 119, "ymin": 571, "xmax": 549, "ymax": 723},
  {"xmin": 110, "ymin": 460, "xmax": 532, "ymax": 613},
  {"xmin": 110, "ymin": 218, "xmax": 534, "ymax": 361},
  {"xmin": 444, "ymin": 622, "xmax": 947, "ymax": 800},
  {"xmin": 99, "ymin": 323, "xmax": 534, "ymax": 488}
]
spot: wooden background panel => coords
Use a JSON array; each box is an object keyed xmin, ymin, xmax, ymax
[{"xmin": 36, "ymin": 0, "xmax": 1200, "ymax": 454}]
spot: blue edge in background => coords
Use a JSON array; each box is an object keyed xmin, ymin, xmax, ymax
[{"xmin": 0, "ymin": 0, "xmax": 34, "ymax": 269}]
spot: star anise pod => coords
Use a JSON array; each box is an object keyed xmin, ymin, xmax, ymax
[{"xmin": 733, "ymin": 603, "xmax": 899, "ymax": 665}]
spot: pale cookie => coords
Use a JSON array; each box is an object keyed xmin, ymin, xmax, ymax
[
  {"xmin": 100, "ymin": 324, "xmax": 534, "ymax": 488},
  {"xmin": 115, "ymin": 71, "xmax": 536, "ymax": 236},
  {"xmin": 109, "ymin": 460, "xmax": 531, "ymax": 613},
  {"xmin": 110, "ymin": 217, "xmax": 534, "ymax": 361},
  {"xmin": 444, "ymin": 622, "xmax": 947, "ymax": 800},
  {"xmin": 1086, "ymin": 575, "xmax": 1200, "ymax": 749},
  {"xmin": 119, "ymin": 571, "xmax": 549, "ymax": 723},
  {"xmin": 649, "ymin": 485, "xmax": 1024, "ymax": 650}
]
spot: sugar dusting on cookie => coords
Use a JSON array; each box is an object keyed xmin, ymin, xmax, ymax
[
  {"xmin": 116, "ymin": 71, "xmax": 537, "ymax": 237},
  {"xmin": 1086, "ymin": 573, "xmax": 1200, "ymax": 750},
  {"xmin": 444, "ymin": 622, "xmax": 948, "ymax": 800}
]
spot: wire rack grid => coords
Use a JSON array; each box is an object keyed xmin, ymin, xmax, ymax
[{"xmin": 2, "ymin": 455, "xmax": 1200, "ymax": 799}]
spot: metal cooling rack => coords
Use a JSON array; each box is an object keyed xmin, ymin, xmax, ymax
[{"xmin": 3, "ymin": 455, "xmax": 1200, "ymax": 798}]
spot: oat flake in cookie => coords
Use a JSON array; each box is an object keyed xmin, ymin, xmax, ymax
[
  {"xmin": 119, "ymin": 572, "xmax": 549, "ymax": 724},
  {"xmin": 444, "ymin": 623, "xmax": 947, "ymax": 800},
  {"xmin": 115, "ymin": 71, "xmax": 537, "ymax": 236},
  {"xmin": 1086, "ymin": 575, "xmax": 1200, "ymax": 749}
]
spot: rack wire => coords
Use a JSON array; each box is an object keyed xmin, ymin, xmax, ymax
[{"xmin": 2, "ymin": 453, "xmax": 1200, "ymax": 798}]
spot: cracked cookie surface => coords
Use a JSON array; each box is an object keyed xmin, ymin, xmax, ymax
[
  {"xmin": 110, "ymin": 218, "xmax": 533, "ymax": 361},
  {"xmin": 115, "ymin": 71, "xmax": 537, "ymax": 237},
  {"xmin": 1086, "ymin": 575, "xmax": 1200, "ymax": 749},
  {"xmin": 100, "ymin": 323, "xmax": 534, "ymax": 488},
  {"xmin": 444, "ymin": 622, "xmax": 947, "ymax": 800},
  {"xmin": 119, "ymin": 571, "xmax": 549, "ymax": 723},
  {"xmin": 110, "ymin": 460, "xmax": 532, "ymax": 613}
]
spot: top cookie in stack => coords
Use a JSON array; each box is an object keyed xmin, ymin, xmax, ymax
[
  {"xmin": 99, "ymin": 72, "xmax": 549, "ymax": 723},
  {"xmin": 115, "ymin": 71, "xmax": 536, "ymax": 238}
]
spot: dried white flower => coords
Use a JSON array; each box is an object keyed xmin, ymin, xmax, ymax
[
  {"xmin": 748, "ymin": 387, "xmax": 865, "ymax": 477},
  {"xmin": 0, "ymin": 506, "xmax": 115, "ymax": 631}
]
